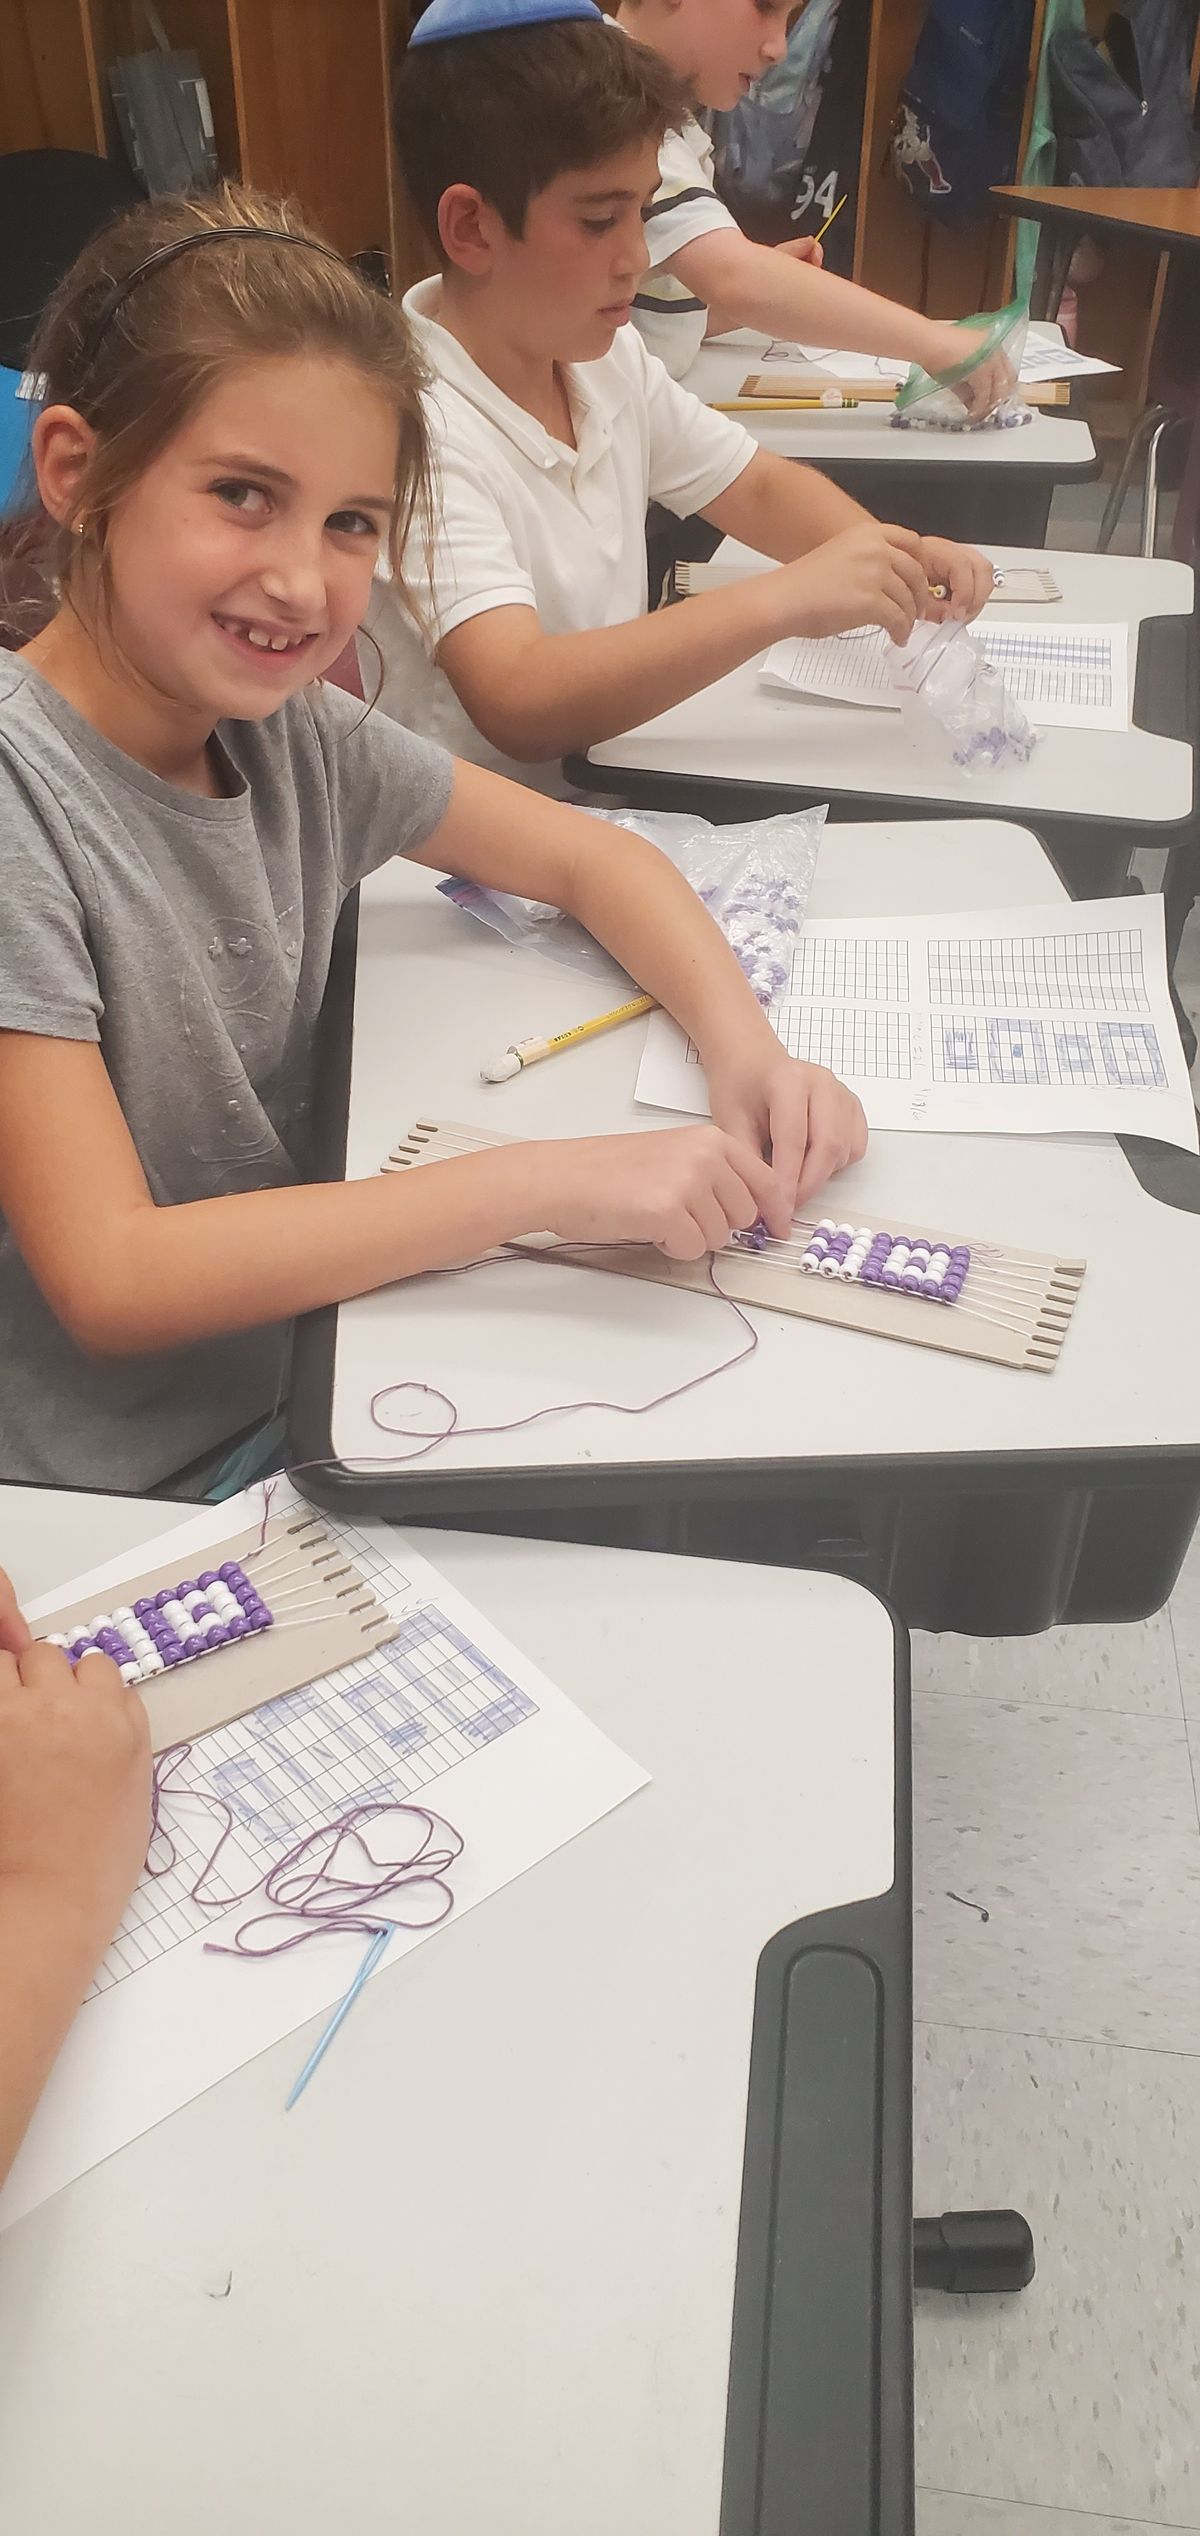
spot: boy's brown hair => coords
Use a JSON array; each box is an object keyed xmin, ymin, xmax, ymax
[{"xmin": 392, "ymin": 18, "xmax": 690, "ymax": 246}]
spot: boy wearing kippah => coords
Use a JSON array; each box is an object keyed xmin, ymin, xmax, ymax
[
  {"xmin": 615, "ymin": 0, "xmax": 1004, "ymax": 397},
  {"xmin": 380, "ymin": 0, "xmax": 990, "ymax": 789}
]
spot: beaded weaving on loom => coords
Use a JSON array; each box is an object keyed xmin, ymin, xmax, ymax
[{"xmin": 383, "ymin": 1120, "xmax": 1086, "ymax": 1375}]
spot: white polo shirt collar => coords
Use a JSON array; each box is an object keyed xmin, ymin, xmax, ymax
[{"xmin": 403, "ymin": 277, "xmax": 616, "ymax": 480}]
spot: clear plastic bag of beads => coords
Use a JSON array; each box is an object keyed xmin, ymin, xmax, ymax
[
  {"xmin": 888, "ymin": 618, "xmax": 1038, "ymax": 776},
  {"xmin": 892, "ymin": 299, "xmax": 1030, "ymax": 434},
  {"xmin": 585, "ymin": 804, "xmax": 825, "ymax": 1005}
]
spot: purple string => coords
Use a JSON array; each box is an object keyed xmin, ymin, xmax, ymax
[
  {"xmin": 147, "ymin": 1741, "xmax": 463, "ymax": 1957},
  {"xmin": 283, "ymin": 1244, "xmax": 760, "ymax": 1481}
]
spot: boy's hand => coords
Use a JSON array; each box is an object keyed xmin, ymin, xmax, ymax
[
  {"xmin": 919, "ymin": 537, "xmax": 995, "ymax": 622},
  {"xmin": 706, "ymin": 1045, "xmax": 868, "ymax": 1217},
  {"xmin": 780, "ymin": 520, "xmax": 929, "ymax": 645},
  {"xmin": 538, "ymin": 1126, "xmax": 785, "ymax": 1260},
  {"xmin": 0, "ymin": 1571, "xmax": 152, "ymax": 1952},
  {"xmin": 775, "ymin": 234, "xmax": 826, "ymax": 269}
]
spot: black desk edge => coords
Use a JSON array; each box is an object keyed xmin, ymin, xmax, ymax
[{"xmin": 721, "ymin": 1604, "xmax": 913, "ymax": 2535}]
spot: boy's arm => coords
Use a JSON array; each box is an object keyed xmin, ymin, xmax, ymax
[
  {"xmin": 703, "ymin": 452, "xmax": 994, "ymax": 621},
  {"xmin": 676, "ymin": 229, "xmax": 971, "ymax": 377}
]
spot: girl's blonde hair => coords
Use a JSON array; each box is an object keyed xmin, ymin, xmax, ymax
[{"xmin": 10, "ymin": 180, "xmax": 431, "ymax": 638}]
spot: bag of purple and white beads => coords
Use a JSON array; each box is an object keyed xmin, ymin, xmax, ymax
[
  {"xmin": 586, "ymin": 803, "xmax": 825, "ymax": 1005},
  {"xmin": 888, "ymin": 617, "xmax": 1037, "ymax": 775}
]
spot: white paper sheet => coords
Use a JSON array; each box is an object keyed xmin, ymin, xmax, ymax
[
  {"xmin": 0, "ymin": 1486, "xmax": 647, "ymax": 2231},
  {"xmin": 636, "ymin": 896, "xmax": 1198, "ymax": 1150},
  {"xmin": 760, "ymin": 622, "xmax": 1130, "ymax": 732},
  {"xmin": 762, "ymin": 337, "xmax": 1117, "ymax": 386}
]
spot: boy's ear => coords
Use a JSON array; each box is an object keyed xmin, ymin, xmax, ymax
[
  {"xmin": 437, "ymin": 183, "xmax": 508, "ymax": 274},
  {"xmin": 31, "ymin": 406, "xmax": 98, "ymax": 529}
]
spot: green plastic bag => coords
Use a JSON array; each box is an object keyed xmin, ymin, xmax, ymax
[{"xmin": 893, "ymin": 299, "xmax": 1031, "ymax": 432}]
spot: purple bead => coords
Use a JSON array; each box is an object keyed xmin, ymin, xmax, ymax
[
  {"xmin": 154, "ymin": 1588, "xmax": 176, "ymax": 1610},
  {"xmin": 202, "ymin": 1623, "xmax": 228, "ymax": 1649},
  {"xmin": 134, "ymin": 1598, "xmax": 155, "ymax": 1620},
  {"xmin": 246, "ymin": 1606, "xmax": 272, "ymax": 1631},
  {"xmin": 901, "ymin": 1268, "xmax": 924, "ymax": 1291},
  {"xmin": 197, "ymin": 1570, "xmax": 219, "ymax": 1590},
  {"xmin": 218, "ymin": 1562, "xmax": 248, "ymax": 1587},
  {"xmin": 175, "ymin": 1580, "xmax": 197, "ymax": 1600}
]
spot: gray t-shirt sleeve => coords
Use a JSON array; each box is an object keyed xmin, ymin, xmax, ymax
[
  {"xmin": 304, "ymin": 677, "xmax": 456, "ymax": 890},
  {"xmin": 0, "ymin": 764, "xmax": 103, "ymax": 1042}
]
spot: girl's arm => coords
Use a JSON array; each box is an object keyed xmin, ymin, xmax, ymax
[
  {"xmin": 0, "ymin": 1578, "xmax": 151, "ymax": 2187},
  {"xmin": 676, "ymin": 229, "xmax": 981, "ymax": 379},
  {"xmin": 0, "ymin": 773, "xmax": 865, "ymax": 1355}
]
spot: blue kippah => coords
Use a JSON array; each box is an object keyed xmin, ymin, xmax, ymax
[{"xmin": 408, "ymin": 0, "xmax": 604, "ymax": 43}]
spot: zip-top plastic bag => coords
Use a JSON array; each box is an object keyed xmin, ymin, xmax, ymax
[
  {"xmin": 587, "ymin": 805, "xmax": 825, "ymax": 1005},
  {"xmin": 893, "ymin": 297, "xmax": 1030, "ymax": 432},
  {"xmin": 888, "ymin": 618, "xmax": 1037, "ymax": 773}
]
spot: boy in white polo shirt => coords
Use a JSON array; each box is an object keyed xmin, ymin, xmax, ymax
[
  {"xmin": 617, "ymin": 0, "xmax": 1006, "ymax": 400},
  {"xmin": 379, "ymin": 0, "xmax": 990, "ymax": 788}
]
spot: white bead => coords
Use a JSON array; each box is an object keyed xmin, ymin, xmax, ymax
[
  {"xmin": 853, "ymin": 1227, "xmax": 873, "ymax": 1244},
  {"xmin": 140, "ymin": 1652, "xmax": 165, "ymax": 1677},
  {"xmin": 815, "ymin": 1217, "xmax": 836, "ymax": 1234},
  {"xmin": 44, "ymin": 1632, "xmax": 69, "ymax": 1649},
  {"xmin": 834, "ymin": 1222, "xmax": 854, "ymax": 1239},
  {"xmin": 161, "ymin": 1599, "xmax": 188, "ymax": 1627},
  {"xmin": 112, "ymin": 1605, "xmax": 135, "ymax": 1625},
  {"xmin": 887, "ymin": 1243, "xmax": 912, "ymax": 1274},
  {"xmin": 818, "ymin": 1255, "xmax": 842, "ymax": 1277},
  {"xmin": 89, "ymin": 1612, "xmax": 113, "ymax": 1635},
  {"xmin": 119, "ymin": 1661, "xmax": 142, "ymax": 1685}
]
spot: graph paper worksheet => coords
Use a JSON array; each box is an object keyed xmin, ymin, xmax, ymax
[
  {"xmin": 4, "ymin": 1487, "xmax": 647, "ymax": 2231},
  {"xmin": 760, "ymin": 621, "xmax": 1129, "ymax": 730},
  {"xmin": 637, "ymin": 895, "xmax": 1197, "ymax": 1148}
]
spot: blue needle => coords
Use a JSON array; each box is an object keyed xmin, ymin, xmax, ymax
[{"xmin": 284, "ymin": 1924, "xmax": 393, "ymax": 2111}]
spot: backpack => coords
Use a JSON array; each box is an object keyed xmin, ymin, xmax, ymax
[
  {"xmin": 1048, "ymin": 0, "xmax": 1200, "ymax": 188},
  {"xmin": 890, "ymin": 0, "xmax": 1038, "ymax": 227}
]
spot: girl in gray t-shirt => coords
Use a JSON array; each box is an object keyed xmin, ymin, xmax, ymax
[{"xmin": 0, "ymin": 181, "xmax": 863, "ymax": 1493}]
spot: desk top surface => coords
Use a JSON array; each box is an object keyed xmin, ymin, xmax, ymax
[
  {"xmin": 0, "ymin": 1487, "xmax": 898, "ymax": 2536},
  {"xmin": 313, "ymin": 820, "xmax": 1200, "ymax": 1485},
  {"xmin": 992, "ymin": 185, "xmax": 1200, "ymax": 253},
  {"xmin": 682, "ymin": 331, "xmax": 1098, "ymax": 467},
  {"xmin": 585, "ymin": 543, "xmax": 1195, "ymax": 828}
]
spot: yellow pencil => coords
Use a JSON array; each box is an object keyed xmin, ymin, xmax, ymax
[
  {"xmin": 712, "ymin": 394, "xmax": 860, "ymax": 412},
  {"xmin": 482, "ymin": 993, "xmax": 657, "ymax": 1082},
  {"xmin": 812, "ymin": 190, "xmax": 848, "ymax": 247}
]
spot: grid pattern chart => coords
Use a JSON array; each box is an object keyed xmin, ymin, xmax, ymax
[
  {"xmin": 927, "ymin": 930, "xmax": 1149, "ymax": 1013},
  {"xmin": 775, "ymin": 1005, "xmax": 912, "ymax": 1080},
  {"xmin": 933, "ymin": 1014, "xmax": 1168, "ymax": 1090},
  {"xmin": 979, "ymin": 627, "xmax": 1116, "ymax": 711},
  {"xmin": 789, "ymin": 936, "xmax": 910, "ymax": 1003},
  {"xmin": 90, "ymin": 1562, "xmax": 539, "ymax": 1995}
]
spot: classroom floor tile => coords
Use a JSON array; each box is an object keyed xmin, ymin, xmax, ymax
[
  {"xmin": 912, "ymin": 1687, "xmax": 1200, "ymax": 2052},
  {"xmin": 918, "ymin": 2494, "xmax": 1182, "ymax": 2535},
  {"xmin": 913, "ymin": 2021, "xmax": 1200, "ymax": 2528},
  {"xmin": 914, "ymin": 1612, "xmax": 1183, "ymax": 1719}
]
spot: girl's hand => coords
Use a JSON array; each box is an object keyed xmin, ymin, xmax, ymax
[
  {"xmin": 919, "ymin": 537, "xmax": 995, "ymax": 622},
  {"xmin": 0, "ymin": 1572, "xmax": 152, "ymax": 1951},
  {"xmin": 706, "ymin": 1045, "xmax": 868, "ymax": 1219},
  {"xmin": 537, "ymin": 1125, "xmax": 785, "ymax": 1260}
]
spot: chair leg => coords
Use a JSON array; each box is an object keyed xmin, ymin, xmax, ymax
[
  {"xmin": 1097, "ymin": 405, "xmax": 1167, "ymax": 553},
  {"xmin": 1140, "ymin": 415, "xmax": 1178, "ymax": 557}
]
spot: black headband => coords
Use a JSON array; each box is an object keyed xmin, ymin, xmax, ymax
[{"xmin": 81, "ymin": 225, "xmax": 351, "ymax": 369}]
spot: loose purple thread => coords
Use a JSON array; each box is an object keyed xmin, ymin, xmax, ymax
[{"xmin": 147, "ymin": 1742, "xmax": 462, "ymax": 1956}]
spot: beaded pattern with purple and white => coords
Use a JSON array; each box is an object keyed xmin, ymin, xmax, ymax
[
  {"xmin": 799, "ymin": 1220, "xmax": 970, "ymax": 1303},
  {"xmin": 44, "ymin": 1562, "xmax": 273, "ymax": 1686}
]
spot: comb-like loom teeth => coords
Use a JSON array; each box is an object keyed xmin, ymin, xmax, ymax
[{"xmin": 383, "ymin": 1120, "xmax": 1086, "ymax": 1373}]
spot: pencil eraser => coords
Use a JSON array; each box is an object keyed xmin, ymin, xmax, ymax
[{"xmin": 480, "ymin": 1051, "xmax": 522, "ymax": 1084}]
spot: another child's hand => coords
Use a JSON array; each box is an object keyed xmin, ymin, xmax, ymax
[
  {"xmin": 538, "ymin": 1125, "xmax": 785, "ymax": 1259},
  {"xmin": 775, "ymin": 234, "xmax": 826, "ymax": 269},
  {"xmin": 0, "ymin": 1570, "xmax": 151, "ymax": 1953},
  {"xmin": 706, "ymin": 1044, "xmax": 868, "ymax": 1217},
  {"xmin": 781, "ymin": 521, "xmax": 929, "ymax": 645},
  {"xmin": 920, "ymin": 537, "xmax": 995, "ymax": 622}
]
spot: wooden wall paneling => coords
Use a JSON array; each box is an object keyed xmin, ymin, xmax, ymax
[
  {"xmin": 380, "ymin": 0, "xmax": 431, "ymax": 294},
  {"xmin": 0, "ymin": 0, "xmax": 106, "ymax": 153},
  {"xmin": 226, "ymin": 0, "xmax": 393, "ymax": 255}
]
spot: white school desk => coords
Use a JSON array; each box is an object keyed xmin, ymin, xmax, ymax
[
  {"xmin": 577, "ymin": 542, "xmax": 1197, "ymax": 900},
  {"xmin": 680, "ymin": 328, "xmax": 1098, "ymax": 546},
  {"xmin": 287, "ymin": 821, "xmax": 1200, "ymax": 1638},
  {"xmin": 0, "ymin": 1486, "xmax": 912, "ymax": 2536}
]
